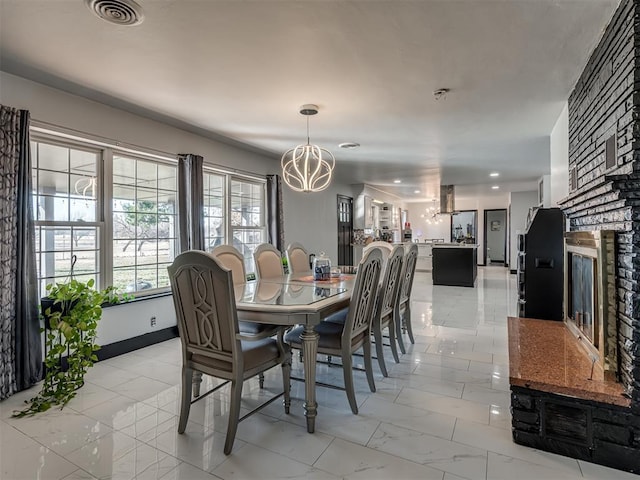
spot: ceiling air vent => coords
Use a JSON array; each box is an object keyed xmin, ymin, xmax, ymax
[
  {"xmin": 440, "ymin": 185, "xmax": 455, "ymax": 214},
  {"xmin": 85, "ymin": 0, "xmax": 144, "ymax": 26}
]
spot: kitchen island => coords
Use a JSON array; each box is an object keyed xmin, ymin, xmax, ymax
[{"xmin": 432, "ymin": 243, "xmax": 478, "ymax": 287}]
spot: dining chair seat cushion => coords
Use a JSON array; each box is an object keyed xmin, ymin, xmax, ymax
[
  {"xmin": 191, "ymin": 337, "xmax": 280, "ymax": 372},
  {"xmin": 323, "ymin": 308, "xmax": 348, "ymax": 325},
  {"xmin": 285, "ymin": 321, "xmax": 365, "ymax": 350},
  {"xmin": 238, "ymin": 321, "xmax": 279, "ymax": 336}
]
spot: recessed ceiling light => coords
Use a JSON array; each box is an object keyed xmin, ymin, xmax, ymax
[
  {"xmin": 414, "ymin": 190, "xmax": 420, "ymax": 194},
  {"xmin": 490, "ymin": 172, "xmax": 500, "ymax": 177},
  {"xmin": 339, "ymin": 142, "xmax": 360, "ymax": 149},
  {"xmin": 393, "ymin": 179, "xmax": 402, "ymax": 184},
  {"xmin": 492, "ymin": 185, "xmax": 500, "ymax": 190}
]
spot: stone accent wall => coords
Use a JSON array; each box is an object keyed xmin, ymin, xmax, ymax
[{"xmin": 560, "ymin": 0, "xmax": 640, "ymax": 407}]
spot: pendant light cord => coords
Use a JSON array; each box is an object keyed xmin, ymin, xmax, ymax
[{"xmin": 306, "ymin": 115, "xmax": 310, "ymax": 144}]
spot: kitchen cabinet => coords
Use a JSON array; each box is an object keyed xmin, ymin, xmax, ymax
[
  {"xmin": 432, "ymin": 244, "xmax": 478, "ymax": 287},
  {"xmin": 364, "ymin": 195, "xmax": 374, "ymax": 228},
  {"xmin": 415, "ymin": 243, "xmax": 433, "ymax": 271}
]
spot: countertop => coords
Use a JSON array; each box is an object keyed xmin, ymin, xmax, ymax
[
  {"xmin": 432, "ymin": 243, "xmax": 478, "ymax": 248},
  {"xmin": 507, "ymin": 317, "xmax": 629, "ymax": 407}
]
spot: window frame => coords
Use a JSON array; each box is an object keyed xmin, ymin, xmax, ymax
[
  {"xmin": 31, "ymin": 126, "xmax": 268, "ymax": 298},
  {"xmin": 204, "ymin": 167, "xmax": 268, "ymax": 273},
  {"xmin": 109, "ymin": 150, "xmax": 179, "ymax": 296},
  {"xmin": 31, "ymin": 135, "xmax": 105, "ymax": 295},
  {"xmin": 31, "ymin": 130, "xmax": 179, "ymax": 298}
]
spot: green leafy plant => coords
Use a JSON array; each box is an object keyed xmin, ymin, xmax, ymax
[{"xmin": 13, "ymin": 278, "xmax": 128, "ymax": 417}]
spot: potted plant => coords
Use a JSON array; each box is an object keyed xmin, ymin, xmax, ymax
[{"xmin": 14, "ymin": 260, "xmax": 128, "ymax": 417}]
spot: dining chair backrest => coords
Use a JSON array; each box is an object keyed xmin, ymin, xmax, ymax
[
  {"xmin": 168, "ymin": 250, "xmax": 240, "ymax": 368},
  {"xmin": 253, "ymin": 243, "xmax": 284, "ymax": 279},
  {"xmin": 211, "ymin": 245, "xmax": 246, "ymax": 285},
  {"xmin": 377, "ymin": 245, "xmax": 405, "ymax": 321},
  {"xmin": 364, "ymin": 241, "xmax": 393, "ymax": 263},
  {"xmin": 286, "ymin": 242, "xmax": 310, "ymax": 273},
  {"xmin": 342, "ymin": 247, "xmax": 383, "ymax": 342},
  {"xmin": 400, "ymin": 243, "xmax": 419, "ymax": 304}
]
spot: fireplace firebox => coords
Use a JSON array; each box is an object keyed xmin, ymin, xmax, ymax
[{"xmin": 563, "ymin": 231, "xmax": 617, "ymax": 379}]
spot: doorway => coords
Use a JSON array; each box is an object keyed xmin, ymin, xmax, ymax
[
  {"xmin": 484, "ymin": 209, "xmax": 507, "ymax": 266},
  {"xmin": 450, "ymin": 210, "xmax": 477, "ymax": 244},
  {"xmin": 337, "ymin": 195, "xmax": 354, "ymax": 266}
]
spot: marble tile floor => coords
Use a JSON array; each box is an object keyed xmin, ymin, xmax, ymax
[{"xmin": 1, "ymin": 267, "xmax": 635, "ymax": 480}]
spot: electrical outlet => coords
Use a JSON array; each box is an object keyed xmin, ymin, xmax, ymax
[{"xmin": 150, "ymin": 316, "xmax": 157, "ymax": 327}]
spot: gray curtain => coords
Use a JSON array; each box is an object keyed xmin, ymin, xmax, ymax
[
  {"xmin": 266, "ymin": 174, "xmax": 284, "ymax": 252},
  {"xmin": 177, "ymin": 153, "xmax": 204, "ymax": 252},
  {"xmin": 0, "ymin": 105, "xmax": 42, "ymax": 399}
]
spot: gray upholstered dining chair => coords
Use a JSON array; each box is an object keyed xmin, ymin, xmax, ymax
[
  {"xmin": 284, "ymin": 247, "xmax": 382, "ymax": 414},
  {"xmin": 211, "ymin": 245, "xmax": 248, "ymax": 284},
  {"xmin": 168, "ymin": 250, "xmax": 291, "ymax": 455},
  {"xmin": 286, "ymin": 242, "xmax": 310, "ymax": 274},
  {"xmin": 324, "ymin": 245, "xmax": 404, "ymax": 377},
  {"xmin": 212, "ymin": 245, "xmax": 284, "ymax": 339},
  {"xmin": 364, "ymin": 240, "xmax": 393, "ymax": 253},
  {"xmin": 371, "ymin": 244, "xmax": 404, "ymax": 377},
  {"xmin": 253, "ymin": 243, "xmax": 284, "ymax": 279},
  {"xmin": 211, "ymin": 245, "xmax": 283, "ymax": 390},
  {"xmin": 364, "ymin": 241, "xmax": 393, "ymax": 265},
  {"xmin": 395, "ymin": 242, "xmax": 419, "ymax": 353}
]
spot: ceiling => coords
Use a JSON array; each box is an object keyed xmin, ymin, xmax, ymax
[{"xmin": 0, "ymin": 0, "xmax": 620, "ymax": 201}]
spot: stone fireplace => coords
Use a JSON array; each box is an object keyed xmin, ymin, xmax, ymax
[
  {"xmin": 563, "ymin": 231, "xmax": 617, "ymax": 379},
  {"xmin": 507, "ymin": 0, "xmax": 640, "ymax": 473},
  {"xmin": 559, "ymin": 0, "xmax": 639, "ymax": 409}
]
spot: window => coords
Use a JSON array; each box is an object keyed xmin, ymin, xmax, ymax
[
  {"xmin": 450, "ymin": 210, "xmax": 477, "ymax": 244},
  {"xmin": 230, "ymin": 178, "xmax": 266, "ymax": 274},
  {"xmin": 111, "ymin": 155, "xmax": 177, "ymax": 293},
  {"xmin": 32, "ymin": 130, "xmax": 266, "ymax": 297},
  {"xmin": 31, "ymin": 135, "xmax": 178, "ymax": 297},
  {"xmin": 203, "ymin": 172, "xmax": 226, "ymax": 250},
  {"xmin": 203, "ymin": 170, "xmax": 267, "ymax": 275},
  {"xmin": 32, "ymin": 141, "xmax": 101, "ymax": 296}
]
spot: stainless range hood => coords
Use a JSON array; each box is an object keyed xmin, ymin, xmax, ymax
[{"xmin": 440, "ymin": 185, "xmax": 455, "ymax": 214}]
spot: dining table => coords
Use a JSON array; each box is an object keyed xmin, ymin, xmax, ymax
[{"xmin": 233, "ymin": 271, "xmax": 357, "ymax": 433}]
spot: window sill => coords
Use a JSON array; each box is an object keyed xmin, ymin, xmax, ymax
[{"xmin": 103, "ymin": 290, "xmax": 172, "ymax": 308}]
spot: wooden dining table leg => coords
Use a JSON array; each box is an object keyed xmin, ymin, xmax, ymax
[{"xmin": 300, "ymin": 324, "xmax": 319, "ymax": 433}]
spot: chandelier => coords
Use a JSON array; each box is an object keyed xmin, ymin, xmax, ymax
[
  {"xmin": 421, "ymin": 200, "xmax": 443, "ymax": 224},
  {"xmin": 281, "ymin": 104, "xmax": 335, "ymax": 193}
]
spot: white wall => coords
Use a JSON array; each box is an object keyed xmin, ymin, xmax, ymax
[
  {"xmin": 455, "ymin": 195, "xmax": 509, "ymax": 265},
  {"xmin": 1, "ymin": 71, "xmax": 343, "ymax": 346},
  {"xmin": 282, "ymin": 180, "xmax": 356, "ymax": 265},
  {"xmin": 0, "ymin": 73, "xmax": 277, "ymax": 175},
  {"xmin": 508, "ymin": 190, "xmax": 538, "ymax": 269},
  {"xmin": 550, "ymin": 103, "xmax": 569, "ymax": 206},
  {"xmin": 408, "ymin": 194, "xmax": 510, "ymax": 265},
  {"xmin": 100, "ymin": 296, "xmax": 176, "ymax": 344},
  {"xmin": 406, "ymin": 202, "xmax": 451, "ymax": 242}
]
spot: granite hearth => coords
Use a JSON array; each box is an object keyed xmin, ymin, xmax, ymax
[{"xmin": 508, "ymin": 317, "xmax": 638, "ymax": 473}]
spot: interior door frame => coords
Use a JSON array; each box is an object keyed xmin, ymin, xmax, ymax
[
  {"xmin": 337, "ymin": 194, "xmax": 354, "ymax": 266},
  {"xmin": 483, "ymin": 208, "xmax": 507, "ymax": 266},
  {"xmin": 450, "ymin": 210, "xmax": 478, "ymax": 244}
]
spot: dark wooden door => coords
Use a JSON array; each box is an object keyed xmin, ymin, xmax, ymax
[{"xmin": 337, "ymin": 195, "xmax": 354, "ymax": 266}]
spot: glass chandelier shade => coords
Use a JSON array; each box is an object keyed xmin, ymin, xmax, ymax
[
  {"xmin": 421, "ymin": 200, "xmax": 443, "ymax": 224},
  {"xmin": 281, "ymin": 105, "xmax": 335, "ymax": 193}
]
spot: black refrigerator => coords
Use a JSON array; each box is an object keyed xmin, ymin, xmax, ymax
[{"xmin": 517, "ymin": 207, "xmax": 565, "ymax": 320}]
